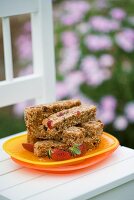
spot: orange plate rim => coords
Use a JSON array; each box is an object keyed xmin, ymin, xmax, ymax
[{"xmin": 3, "ymin": 132, "xmax": 119, "ymax": 166}]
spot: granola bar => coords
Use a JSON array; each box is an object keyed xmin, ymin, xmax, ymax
[
  {"xmin": 62, "ymin": 126, "xmax": 85, "ymax": 146},
  {"xmin": 34, "ymin": 140, "xmax": 67, "ymax": 157},
  {"xmin": 34, "ymin": 135, "xmax": 101, "ymax": 157},
  {"xmin": 24, "ymin": 99, "xmax": 81, "ymax": 143},
  {"xmin": 36, "ymin": 125, "xmax": 62, "ymax": 141},
  {"xmin": 37, "ymin": 119, "xmax": 103, "ymax": 143},
  {"xmin": 42, "ymin": 104, "xmax": 96, "ymax": 133},
  {"xmin": 81, "ymin": 120, "xmax": 104, "ymax": 137},
  {"xmin": 83, "ymin": 136, "xmax": 101, "ymax": 150}
]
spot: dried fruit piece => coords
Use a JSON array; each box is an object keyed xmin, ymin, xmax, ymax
[
  {"xmin": 47, "ymin": 120, "xmax": 53, "ymax": 129},
  {"xmin": 76, "ymin": 111, "xmax": 81, "ymax": 116},
  {"xmin": 47, "ymin": 149, "xmax": 71, "ymax": 161},
  {"xmin": 79, "ymin": 143, "xmax": 87, "ymax": 155},
  {"xmin": 22, "ymin": 143, "xmax": 34, "ymax": 152}
]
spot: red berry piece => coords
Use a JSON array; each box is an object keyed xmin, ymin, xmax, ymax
[
  {"xmin": 51, "ymin": 149, "xmax": 71, "ymax": 161},
  {"xmin": 22, "ymin": 143, "xmax": 34, "ymax": 152},
  {"xmin": 47, "ymin": 120, "xmax": 53, "ymax": 129},
  {"xmin": 76, "ymin": 111, "xmax": 81, "ymax": 116},
  {"xmin": 79, "ymin": 144, "xmax": 87, "ymax": 155}
]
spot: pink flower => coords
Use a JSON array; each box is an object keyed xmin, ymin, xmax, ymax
[
  {"xmin": 100, "ymin": 95, "xmax": 117, "ymax": 110},
  {"xmin": 59, "ymin": 47, "xmax": 80, "ymax": 74},
  {"xmin": 81, "ymin": 56, "xmax": 99, "ymax": 70},
  {"xmin": 56, "ymin": 82, "xmax": 69, "ymax": 100},
  {"xmin": 18, "ymin": 65, "xmax": 33, "ymax": 77},
  {"xmin": 123, "ymin": 29, "xmax": 134, "ymax": 40},
  {"xmin": 23, "ymin": 21, "xmax": 31, "ymax": 32},
  {"xmin": 61, "ymin": 31, "xmax": 78, "ymax": 47},
  {"xmin": 97, "ymin": 95, "xmax": 117, "ymax": 124},
  {"xmin": 86, "ymin": 71, "xmax": 108, "ymax": 86},
  {"xmin": 110, "ymin": 8, "xmax": 126, "ymax": 20},
  {"xmin": 16, "ymin": 34, "xmax": 32, "ymax": 60},
  {"xmin": 97, "ymin": 109, "xmax": 115, "ymax": 124},
  {"xmin": 71, "ymin": 92, "xmax": 95, "ymax": 105},
  {"xmin": 81, "ymin": 56, "xmax": 111, "ymax": 86},
  {"xmin": 94, "ymin": 0, "xmax": 109, "ymax": 9},
  {"xmin": 90, "ymin": 16, "xmax": 120, "ymax": 32},
  {"xmin": 64, "ymin": 71, "xmax": 85, "ymax": 95},
  {"xmin": 85, "ymin": 34, "xmax": 112, "ymax": 51},
  {"xmin": 115, "ymin": 29, "xmax": 134, "ymax": 52},
  {"xmin": 61, "ymin": 1, "xmax": 90, "ymax": 25},
  {"xmin": 99, "ymin": 54, "xmax": 114, "ymax": 68},
  {"xmin": 13, "ymin": 100, "xmax": 34, "ymax": 117},
  {"xmin": 64, "ymin": 0, "xmax": 90, "ymax": 13},
  {"xmin": 124, "ymin": 102, "xmax": 134, "ymax": 122},
  {"xmin": 114, "ymin": 116, "xmax": 128, "ymax": 130}
]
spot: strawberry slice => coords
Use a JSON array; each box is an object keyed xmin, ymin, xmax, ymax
[
  {"xmin": 48, "ymin": 149, "xmax": 71, "ymax": 161},
  {"xmin": 79, "ymin": 143, "xmax": 87, "ymax": 155},
  {"xmin": 22, "ymin": 143, "xmax": 34, "ymax": 152}
]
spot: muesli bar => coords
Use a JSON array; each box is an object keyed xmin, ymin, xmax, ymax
[
  {"xmin": 81, "ymin": 120, "xmax": 104, "ymax": 137},
  {"xmin": 62, "ymin": 126, "xmax": 85, "ymax": 146},
  {"xmin": 24, "ymin": 99, "xmax": 81, "ymax": 143},
  {"xmin": 36, "ymin": 125, "xmax": 62, "ymax": 141},
  {"xmin": 34, "ymin": 135, "xmax": 101, "ymax": 157},
  {"xmin": 84, "ymin": 136, "xmax": 101, "ymax": 150},
  {"xmin": 34, "ymin": 140, "xmax": 67, "ymax": 157},
  {"xmin": 42, "ymin": 104, "xmax": 96, "ymax": 133}
]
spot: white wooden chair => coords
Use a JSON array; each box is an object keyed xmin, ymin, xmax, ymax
[
  {"xmin": 0, "ymin": 0, "xmax": 134, "ymax": 200},
  {"xmin": 0, "ymin": 0, "xmax": 56, "ymax": 108}
]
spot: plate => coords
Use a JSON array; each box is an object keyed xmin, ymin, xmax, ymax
[
  {"xmin": 11, "ymin": 148, "xmax": 116, "ymax": 173},
  {"xmin": 3, "ymin": 132, "xmax": 119, "ymax": 170}
]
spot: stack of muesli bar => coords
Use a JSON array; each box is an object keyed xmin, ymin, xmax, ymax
[{"xmin": 24, "ymin": 99, "xmax": 104, "ymax": 158}]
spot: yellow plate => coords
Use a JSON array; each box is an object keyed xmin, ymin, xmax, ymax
[{"xmin": 3, "ymin": 132, "xmax": 119, "ymax": 167}]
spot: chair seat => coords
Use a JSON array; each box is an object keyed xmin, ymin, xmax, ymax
[{"xmin": 0, "ymin": 133, "xmax": 134, "ymax": 200}]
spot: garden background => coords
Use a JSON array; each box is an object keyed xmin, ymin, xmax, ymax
[{"xmin": 0, "ymin": 0, "xmax": 134, "ymax": 149}]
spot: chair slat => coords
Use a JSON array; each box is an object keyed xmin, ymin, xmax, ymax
[
  {"xmin": 0, "ymin": 159, "xmax": 22, "ymax": 176},
  {"xmin": 0, "ymin": 168, "xmax": 43, "ymax": 191},
  {"xmin": 0, "ymin": 0, "xmax": 38, "ymax": 17},
  {"xmin": 2, "ymin": 17, "xmax": 13, "ymax": 81},
  {"xmin": 0, "ymin": 75, "xmax": 43, "ymax": 107},
  {"xmin": 31, "ymin": 0, "xmax": 56, "ymax": 105}
]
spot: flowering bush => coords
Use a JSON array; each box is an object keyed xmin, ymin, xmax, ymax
[
  {"xmin": 1, "ymin": 0, "xmax": 134, "ymax": 148},
  {"xmin": 53, "ymin": 0, "xmax": 134, "ymax": 148}
]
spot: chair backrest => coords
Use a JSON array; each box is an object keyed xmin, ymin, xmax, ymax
[{"xmin": 0, "ymin": 0, "xmax": 56, "ymax": 108}]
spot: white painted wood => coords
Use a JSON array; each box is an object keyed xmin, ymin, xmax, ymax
[
  {"xmin": 0, "ymin": 174, "xmax": 79, "ymax": 200},
  {"xmin": 0, "ymin": 159, "xmax": 22, "ymax": 176},
  {"xmin": 90, "ymin": 180, "xmax": 134, "ymax": 200},
  {"xmin": 0, "ymin": 0, "xmax": 38, "ymax": 17},
  {"xmin": 0, "ymin": 168, "xmax": 44, "ymax": 191},
  {"xmin": 0, "ymin": 0, "xmax": 56, "ymax": 107},
  {"xmin": 25, "ymin": 158, "xmax": 134, "ymax": 200},
  {"xmin": 31, "ymin": 0, "xmax": 56, "ymax": 104},
  {"xmin": 2, "ymin": 17, "xmax": 13, "ymax": 81},
  {"xmin": 0, "ymin": 150, "xmax": 9, "ymax": 161},
  {"xmin": 0, "ymin": 142, "xmax": 134, "ymax": 200},
  {"xmin": 0, "ymin": 75, "xmax": 43, "ymax": 107}
]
